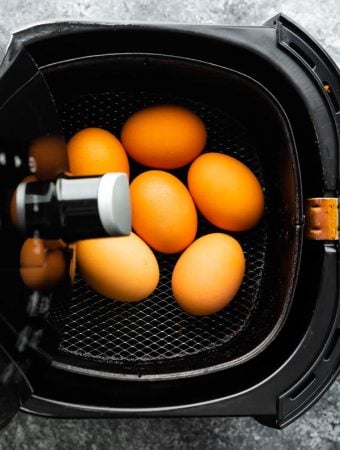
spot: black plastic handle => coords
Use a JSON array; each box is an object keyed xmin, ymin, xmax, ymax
[{"xmin": 15, "ymin": 173, "xmax": 131, "ymax": 241}]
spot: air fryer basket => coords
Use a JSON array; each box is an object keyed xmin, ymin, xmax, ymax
[{"xmin": 45, "ymin": 55, "xmax": 302, "ymax": 379}]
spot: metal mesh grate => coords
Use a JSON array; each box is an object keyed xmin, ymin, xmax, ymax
[{"xmin": 48, "ymin": 91, "xmax": 267, "ymax": 369}]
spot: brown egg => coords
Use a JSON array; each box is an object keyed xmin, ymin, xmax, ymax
[
  {"xmin": 20, "ymin": 237, "xmax": 47, "ymax": 268},
  {"xmin": 121, "ymin": 105, "xmax": 207, "ymax": 169},
  {"xmin": 188, "ymin": 153, "xmax": 264, "ymax": 231},
  {"xmin": 172, "ymin": 233, "xmax": 245, "ymax": 316},
  {"xmin": 45, "ymin": 239, "xmax": 67, "ymax": 250},
  {"xmin": 77, "ymin": 233, "xmax": 159, "ymax": 302},
  {"xmin": 130, "ymin": 170, "xmax": 197, "ymax": 254},
  {"xmin": 67, "ymin": 128, "xmax": 130, "ymax": 177},
  {"xmin": 20, "ymin": 238, "xmax": 66, "ymax": 290},
  {"xmin": 69, "ymin": 243, "xmax": 77, "ymax": 284},
  {"xmin": 28, "ymin": 135, "xmax": 68, "ymax": 180}
]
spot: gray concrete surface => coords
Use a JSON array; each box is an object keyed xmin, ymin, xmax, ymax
[
  {"xmin": 2, "ymin": 0, "xmax": 339, "ymax": 66},
  {"xmin": 0, "ymin": 0, "xmax": 339, "ymax": 449}
]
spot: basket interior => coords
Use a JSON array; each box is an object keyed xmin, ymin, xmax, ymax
[{"xmin": 44, "ymin": 55, "xmax": 301, "ymax": 378}]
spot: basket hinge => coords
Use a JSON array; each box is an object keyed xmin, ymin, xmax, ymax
[{"xmin": 305, "ymin": 198, "xmax": 339, "ymax": 240}]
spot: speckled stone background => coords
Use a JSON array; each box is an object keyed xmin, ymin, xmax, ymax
[{"xmin": 0, "ymin": 1, "xmax": 339, "ymax": 449}]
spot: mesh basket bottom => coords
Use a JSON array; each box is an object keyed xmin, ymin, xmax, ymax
[{"xmin": 47, "ymin": 90, "xmax": 267, "ymax": 373}]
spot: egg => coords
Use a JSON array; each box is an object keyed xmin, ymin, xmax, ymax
[
  {"xmin": 172, "ymin": 233, "xmax": 245, "ymax": 316},
  {"xmin": 20, "ymin": 237, "xmax": 46, "ymax": 268},
  {"xmin": 69, "ymin": 243, "xmax": 77, "ymax": 284},
  {"xmin": 121, "ymin": 105, "xmax": 207, "ymax": 169},
  {"xmin": 67, "ymin": 128, "xmax": 130, "ymax": 177},
  {"xmin": 20, "ymin": 238, "xmax": 66, "ymax": 290},
  {"xmin": 45, "ymin": 239, "xmax": 67, "ymax": 250},
  {"xmin": 130, "ymin": 170, "xmax": 197, "ymax": 253},
  {"xmin": 188, "ymin": 153, "xmax": 264, "ymax": 231},
  {"xmin": 77, "ymin": 232, "xmax": 159, "ymax": 302},
  {"xmin": 28, "ymin": 135, "xmax": 68, "ymax": 180},
  {"xmin": 10, "ymin": 175, "xmax": 38, "ymax": 226}
]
